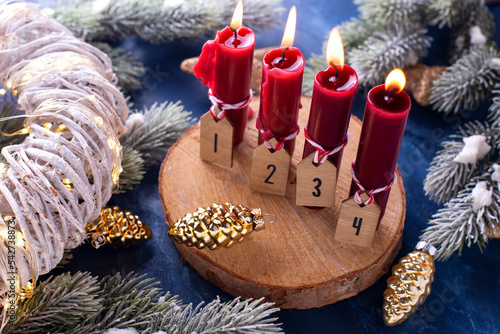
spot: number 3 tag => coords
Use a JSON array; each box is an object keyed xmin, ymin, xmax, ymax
[
  {"xmin": 250, "ymin": 138, "xmax": 291, "ymax": 196},
  {"xmin": 334, "ymin": 193, "xmax": 381, "ymax": 248},
  {"xmin": 199, "ymin": 110, "xmax": 233, "ymax": 167},
  {"xmin": 296, "ymin": 153, "xmax": 337, "ymax": 207}
]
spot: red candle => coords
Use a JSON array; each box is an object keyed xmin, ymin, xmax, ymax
[
  {"xmin": 193, "ymin": 1, "xmax": 255, "ymax": 146},
  {"xmin": 349, "ymin": 69, "xmax": 410, "ymax": 223},
  {"xmin": 258, "ymin": 6, "xmax": 304, "ymax": 155},
  {"xmin": 303, "ymin": 28, "xmax": 358, "ymax": 169}
]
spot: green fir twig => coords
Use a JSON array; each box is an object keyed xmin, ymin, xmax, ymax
[
  {"xmin": 349, "ymin": 26, "xmax": 431, "ymax": 88},
  {"xmin": 429, "ymin": 45, "xmax": 500, "ymax": 114},
  {"xmin": 51, "ymin": 0, "xmax": 283, "ymax": 43},
  {"xmin": 5, "ymin": 272, "xmax": 282, "ymax": 334},
  {"xmin": 92, "ymin": 42, "xmax": 146, "ymax": 92},
  {"xmin": 120, "ymin": 101, "xmax": 193, "ymax": 166}
]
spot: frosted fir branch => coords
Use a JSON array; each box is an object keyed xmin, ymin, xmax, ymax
[
  {"xmin": 430, "ymin": 45, "xmax": 500, "ymax": 114},
  {"xmin": 349, "ymin": 25, "xmax": 431, "ymax": 88},
  {"xmin": 487, "ymin": 84, "xmax": 500, "ymax": 135},
  {"xmin": 338, "ymin": 18, "xmax": 380, "ymax": 53},
  {"xmin": 120, "ymin": 101, "xmax": 193, "ymax": 166},
  {"xmin": 422, "ymin": 167, "xmax": 500, "ymax": 261},
  {"xmin": 425, "ymin": 0, "xmax": 480, "ymax": 29},
  {"xmin": 165, "ymin": 297, "xmax": 282, "ymax": 334},
  {"xmin": 115, "ymin": 146, "xmax": 146, "ymax": 193},
  {"xmin": 6, "ymin": 272, "xmax": 102, "ymax": 334},
  {"xmin": 355, "ymin": 0, "xmax": 426, "ymax": 29},
  {"xmin": 4, "ymin": 272, "xmax": 282, "ymax": 334},
  {"xmin": 424, "ymin": 121, "xmax": 498, "ymax": 204},
  {"xmin": 447, "ymin": 5, "xmax": 495, "ymax": 62},
  {"xmin": 92, "ymin": 42, "xmax": 146, "ymax": 92},
  {"xmin": 72, "ymin": 273, "xmax": 169, "ymax": 332},
  {"xmin": 51, "ymin": 0, "xmax": 283, "ymax": 43}
]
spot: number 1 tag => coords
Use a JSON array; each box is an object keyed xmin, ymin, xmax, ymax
[
  {"xmin": 250, "ymin": 138, "xmax": 291, "ymax": 196},
  {"xmin": 296, "ymin": 153, "xmax": 337, "ymax": 207},
  {"xmin": 334, "ymin": 193, "xmax": 381, "ymax": 248},
  {"xmin": 199, "ymin": 110, "xmax": 233, "ymax": 167}
]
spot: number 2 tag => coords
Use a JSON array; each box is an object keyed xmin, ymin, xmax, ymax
[
  {"xmin": 250, "ymin": 138, "xmax": 290, "ymax": 196},
  {"xmin": 199, "ymin": 110, "xmax": 233, "ymax": 167},
  {"xmin": 296, "ymin": 153, "xmax": 337, "ymax": 207},
  {"xmin": 334, "ymin": 193, "xmax": 381, "ymax": 248}
]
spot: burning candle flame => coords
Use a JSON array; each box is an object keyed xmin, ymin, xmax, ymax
[
  {"xmin": 281, "ymin": 6, "xmax": 297, "ymax": 47},
  {"xmin": 326, "ymin": 27, "xmax": 344, "ymax": 70},
  {"xmin": 230, "ymin": 1, "xmax": 243, "ymax": 31},
  {"xmin": 385, "ymin": 68, "xmax": 406, "ymax": 94}
]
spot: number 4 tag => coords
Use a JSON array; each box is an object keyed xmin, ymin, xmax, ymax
[
  {"xmin": 334, "ymin": 193, "xmax": 381, "ymax": 248},
  {"xmin": 250, "ymin": 138, "xmax": 291, "ymax": 196},
  {"xmin": 296, "ymin": 153, "xmax": 337, "ymax": 207},
  {"xmin": 199, "ymin": 110, "xmax": 233, "ymax": 167}
]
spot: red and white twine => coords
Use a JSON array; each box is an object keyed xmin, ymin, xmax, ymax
[
  {"xmin": 208, "ymin": 88, "xmax": 253, "ymax": 121},
  {"xmin": 351, "ymin": 160, "xmax": 397, "ymax": 206},
  {"xmin": 255, "ymin": 112, "xmax": 300, "ymax": 151},
  {"xmin": 303, "ymin": 125, "xmax": 348, "ymax": 164}
]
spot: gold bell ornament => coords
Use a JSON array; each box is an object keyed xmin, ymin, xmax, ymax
[
  {"xmin": 382, "ymin": 241, "xmax": 436, "ymax": 326},
  {"xmin": 86, "ymin": 205, "xmax": 153, "ymax": 248},
  {"xmin": 168, "ymin": 202, "xmax": 275, "ymax": 250}
]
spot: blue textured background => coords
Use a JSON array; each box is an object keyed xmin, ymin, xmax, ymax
[{"xmin": 35, "ymin": 1, "xmax": 500, "ymax": 333}]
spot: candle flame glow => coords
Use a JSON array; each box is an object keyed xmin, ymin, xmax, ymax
[
  {"xmin": 385, "ymin": 68, "xmax": 406, "ymax": 94},
  {"xmin": 326, "ymin": 27, "xmax": 344, "ymax": 70},
  {"xmin": 230, "ymin": 1, "xmax": 243, "ymax": 31},
  {"xmin": 281, "ymin": 6, "xmax": 297, "ymax": 47}
]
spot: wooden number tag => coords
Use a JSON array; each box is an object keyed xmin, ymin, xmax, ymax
[
  {"xmin": 296, "ymin": 153, "xmax": 337, "ymax": 207},
  {"xmin": 334, "ymin": 193, "xmax": 381, "ymax": 248},
  {"xmin": 199, "ymin": 110, "xmax": 233, "ymax": 167},
  {"xmin": 250, "ymin": 138, "xmax": 290, "ymax": 196}
]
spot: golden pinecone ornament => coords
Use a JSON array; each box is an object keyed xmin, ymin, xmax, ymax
[
  {"xmin": 382, "ymin": 241, "xmax": 436, "ymax": 326},
  {"xmin": 168, "ymin": 202, "xmax": 272, "ymax": 250},
  {"xmin": 86, "ymin": 205, "xmax": 153, "ymax": 248}
]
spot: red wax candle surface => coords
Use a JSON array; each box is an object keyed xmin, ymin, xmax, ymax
[
  {"xmin": 349, "ymin": 84, "xmax": 411, "ymax": 223},
  {"xmin": 259, "ymin": 46, "xmax": 304, "ymax": 155},
  {"xmin": 194, "ymin": 26, "xmax": 255, "ymax": 145},
  {"xmin": 303, "ymin": 64, "xmax": 358, "ymax": 169}
]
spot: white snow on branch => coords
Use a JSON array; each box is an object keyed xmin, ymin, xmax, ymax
[
  {"xmin": 469, "ymin": 26, "xmax": 487, "ymax": 45},
  {"xmin": 492, "ymin": 164, "xmax": 500, "ymax": 183},
  {"xmin": 471, "ymin": 181, "xmax": 492, "ymax": 212},
  {"xmin": 454, "ymin": 135, "xmax": 491, "ymax": 164}
]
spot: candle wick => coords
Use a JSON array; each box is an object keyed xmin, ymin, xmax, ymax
[
  {"xmin": 231, "ymin": 28, "xmax": 238, "ymax": 40},
  {"xmin": 278, "ymin": 47, "xmax": 289, "ymax": 64},
  {"xmin": 330, "ymin": 62, "xmax": 339, "ymax": 79},
  {"xmin": 385, "ymin": 87, "xmax": 397, "ymax": 103}
]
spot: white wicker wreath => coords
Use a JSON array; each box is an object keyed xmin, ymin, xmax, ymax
[{"xmin": 0, "ymin": 1, "xmax": 129, "ymax": 297}]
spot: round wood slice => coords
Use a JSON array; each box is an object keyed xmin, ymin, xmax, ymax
[{"xmin": 159, "ymin": 96, "xmax": 405, "ymax": 309}]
